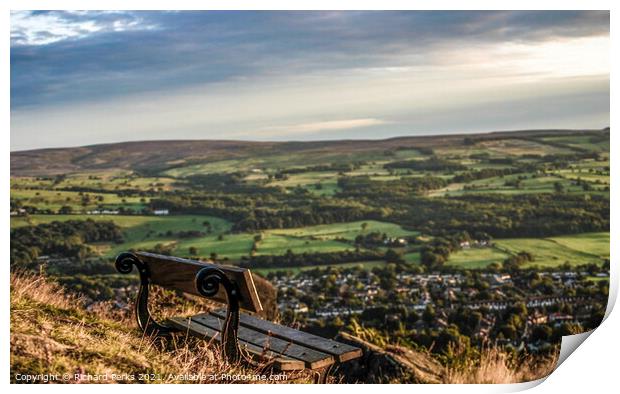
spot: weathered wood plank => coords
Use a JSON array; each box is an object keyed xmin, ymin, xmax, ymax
[
  {"xmin": 135, "ymin": 252, "xmax": 262, "ymax": 313},
  {"xmin": 167, "ymin": 317, "xmax": 304, "ymax": 371},
  {"xmin": 191, "ymin": 314, "xmax": 335, "ymax": 370},
  {"xmin": 210, "ymin": 309, "xmax": 362, "ymax": 362}
]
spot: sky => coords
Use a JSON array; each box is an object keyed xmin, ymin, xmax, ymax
[{"xmin": 10, "ymin": 10, "xmax": 610, "ymax": 151}]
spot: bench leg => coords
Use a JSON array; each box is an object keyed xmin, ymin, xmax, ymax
[
  {"xmin": 313, "ymin": 365, "xmax": 333, "ymax": 384},
  {"xmin": 116, "ymin": 252, "xmax": 177, "ymax": 336},
  {"xmin": 221, "ymin": 301, "xmax": 240, "ymax": 363},
  {"xmin": 195, "ymin": 267, "xmax": 242, "ymax": 364},
  {"xmin": 135, "ymin": 281, "xmax": 177, "ymax": 336}
]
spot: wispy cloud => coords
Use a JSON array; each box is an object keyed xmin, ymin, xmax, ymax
[
  {"xmin": 10, "ymin": 10, "xmax": 156, "ymax": 46},
  {"xmin": 9, "ymin": 11, "xmax": 610, "ymax": 150},
  {"xmin": 254, "ymin": 118, "xmax": 391, "ymax": 137}
]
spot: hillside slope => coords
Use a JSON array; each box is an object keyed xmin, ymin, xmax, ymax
[
  {"xmin": 10, "ymin": 273, "xmax": 557, "ymax": 384},
  {"xmin": 10, "ymin": 128, "xmax": 605, "ymax": 176},
  {"xmin": 9, "ymin": 273, "xmax": 306, "ymax": 384}
]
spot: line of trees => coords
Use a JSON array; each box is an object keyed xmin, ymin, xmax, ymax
[
  {"xmin": 10, "ymin": 220, "xmax": 124, "ymax": 266},
  {"xmin": 238, "ymin": 249, "xmax": 384, "ymax": 269}
]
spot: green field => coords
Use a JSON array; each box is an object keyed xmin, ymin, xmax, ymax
[
  {"xmin": 10, "ymin": 129, "xmax": 609, "ymax": 273},
  {"xmin": 447, "ymin": 247, "xmax": 510, "ymax": 269},
  {"xmin": 403, "ymin": 252, "xmax": 421, "ymax": 264},
  {"xmin": 11, "ymin": 215, "xmax": 418, "ymax": 262},
  {"xmin": 11, "ymin": 214, "xmax": 231, "ymax": 232},
  {"xmin": 10, "ymin": 189, "xmax": 147, "ymax": 212},
  {"xmin": 10, "ymin": 172, "xmax": 177, "ymax": 192},
  {"xmin": 255, "ymin": 234, "xmax": 351, "ymax": 255},
  {"xmin": 445, "ymin": 232, "xmax": 609, "ymax": 269},
  {"xmin": 254, "ymin": 260, "xmax": 389, "ymax": 275},
  {"xmin": 494, "ymin": 234, "xmax": 608, "ymax": 268},
  {"xmin": 11, "ymin": 214, "xmax": 234, "ymax": 258},
  {"xmin": 435, "ymin": 138, "xmax": 571, "ymax": 158},
  {"xmin": 540, "ymin": 135, "xmax": 610, "ymax": 153},
  {"xmin": 162, "ymin": 150, "xmax": 391, "ymax": 178},
  {"xmin": 266, "ymin": 171, "xmax": 341, "ymax": 196},
  {"xmin": 547, "ymin": 233, "xmax": 610, "ymax": 259},
  {"xmin": 267, "ymin": 220, "xmax": 418, "ymax": 241},
  {"xmin": 175, "ymin": 233, "xmax": 255, "ymax": 261},
  {"xmin": 431, "ymin": 171, "xmax": 607, "ymax": 197}
]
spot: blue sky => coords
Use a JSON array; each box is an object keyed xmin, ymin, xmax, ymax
[{"xmin": 10, "ymin": 11, "xmax": 609, "ymax": 151}]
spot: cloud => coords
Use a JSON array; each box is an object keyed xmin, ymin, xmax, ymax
[
  {"xmin": 253, "ymin": 118, "xmax": 391, "ymax": 137},
  {"xmin": 9, "ymin": 11, "xmax": 610, "ymax": 149},
  {"xmin": 10, "ymin": 59, "xmax": 609, "ymax": 150},
  {"xmin": 10, "ymin": 11, "xmax": 609, "ymax": 109},
  {"xmin": 10, "ymin": 11, "xmax": 156, "ymax": 46}
]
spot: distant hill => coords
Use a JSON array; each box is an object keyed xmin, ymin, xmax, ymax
[{"xmin": 10, "ymin": 129, "xmax": 607, "ymax": 176}]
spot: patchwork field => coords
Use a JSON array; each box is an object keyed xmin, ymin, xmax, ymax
[
  {"xmin": 11, "ymin": 129, "xmax": 610, "ymax": 274},
  {"xmin": 10, "ymin": 172, "xmax": 177, "ymax": 192},
  {"xmin": 431, "ymin": 171, "xmax": 608, "ymax": 197},
  {"xmin": 162, "ymin": 150, "xmax": 391, "ymax": 178},
  {"xmin": 12, "ymin": 214, "xmax": 233, "ymax": 259},
  {"xmin": 446, "ymin": 247, "xmax": 511, "ymax": 269},
  {"xmin": 254, "ymin": 260, "xmax": 389, "ymax": 275},
  {"xmin": 10, "ymin": 189, "xmax": 148, "ymax": 212},
  {"xmin": 540, "ymin": 135, "xmax": 610, "ymax": 152},
  {"xmin": 495, "ymin": 234, "xmax": 608, "ymax": 268},
  {"xmin": 445, "ymin": 232, "xmax": 609, "ymax": 269},
  {"xmin": 476, "ymin": 138, "xmax": 572, "ymax": 156},
  {"xmin": 547, "ymin": 232, "xmax": 610, "ymax": 259},
  {"xmin": 11, "ymin": 215, "xmax": 418, "ymax": 262},
  {"xmin": 267, "ymin": 220, "xmax": 418, "ymax": 241}
]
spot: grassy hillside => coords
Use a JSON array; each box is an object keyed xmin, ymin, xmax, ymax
[
  {"xmin": 10, "ymin": 215, "xmax": 417, "ymax": 263},
  {"xmin": 10, "ymin": 272, "xmax": 312, "ymax": 384},
  {"xmin": 445, "ymin": 232, "xmax": 609, "ymax": 269},
  {"xmin": 11, "ymin": 129, "xmax": 607, "ymax": 176},
  {"xmin": 495, "ymin": 234, "xmax": 609, "ymax": 268},
  {"xmin": 10, "ymin": 272, "xmax": 558, "ymax": 384}
]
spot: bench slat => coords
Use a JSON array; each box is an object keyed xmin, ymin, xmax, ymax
[
  {"xmin": 167, "ymin": 317, "xmax": 305, "ymax": 371},
  {"xmin": 135, "ymin": 252, "xmax": 263, "ymax": 313},
  {"xmin": 210, "ymin": 309, "xmax": 362, "ymax": 362},
  {"xmin": 190, "ymin": 313, "xmax": 334, "ymax": 370}
]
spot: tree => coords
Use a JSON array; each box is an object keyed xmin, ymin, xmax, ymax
[
  {"xmin": 500, "ymin": 324, "xmax": 517, "ymax": 340},
  {"xmin": 58, "ymin": 205, "xmax": 73, "ymax": 214},
  {"xmin": 385, "ymin": 248, "xmax": 404, "ymax": 263},
  {"xmin": 423, "ymin": 304, "xmax": 436, "ymax": 325},
  {"xmin": 361, "ymin": 222, "xmax": 368, "ymax": 233},
  {"xmin": 532, "ymin": 325, "xmax": 553, "ymax": 342}
]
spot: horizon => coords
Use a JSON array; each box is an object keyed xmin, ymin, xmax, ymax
[
  {"xmin": 11, "ymin": 11, "xmax": 610, "ymax": 151},
  {"xmin": 10, "ymin": 126, "xmax": 609, "ymax": 153}
]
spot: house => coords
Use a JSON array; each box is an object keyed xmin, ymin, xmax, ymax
[
  {"xmin": 529, "ymin": 312, "xmax": 548, "ymax": 325},
  {"xmin": 10, "ymin": 208, "xmax": 26, "ymax": 216},
  {"xmin": 490, "ymin": 274, "xmax": 512, "ymax": 286},
  {"xmin": 548, "ymin": 313, "xmax": 574, "ymax": 323},
  {"xmin": 87, "ymin": 209, "xmax": 119, "ymax": 215}
]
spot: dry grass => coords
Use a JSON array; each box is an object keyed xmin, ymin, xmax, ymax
[
  {"xmin": 10, "ymin": 272, "xmax": 560, "ymax": 384},
  {"xmin": 346, "ymin": 318, "xmax": 559, "ymax": 384},
  {"xmin": 10, "ymin": 272, "xmax": 312, "ymax": 384},
  {"xmin": 444, "ymin": 344, "xmax": 559, "ymax": 384}
]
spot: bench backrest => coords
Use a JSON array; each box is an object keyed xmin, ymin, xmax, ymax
[{"xmin": 135, "ymin": 251, "xmax": 263, "ymax": 313}]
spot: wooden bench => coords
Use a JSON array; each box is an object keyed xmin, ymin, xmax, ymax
[{"xmin": 115, "ymin": 251, "xmax": 362, "ymax": 381}]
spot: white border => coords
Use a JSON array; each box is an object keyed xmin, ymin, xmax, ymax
[{"xmin": 3, "ymin": 1, "xmax": 616, "ymax": 392}]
